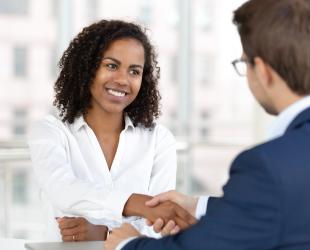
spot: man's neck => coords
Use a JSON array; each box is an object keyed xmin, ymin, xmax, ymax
[{"xmin": 275, "ymin": 94, "xmax": 303, "ymax": 114}]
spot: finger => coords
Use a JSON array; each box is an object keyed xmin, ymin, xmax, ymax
[
  {"xmin": 74, "ymin": 233, "xmax": 86, "ymax": 241},
  {"xmin": 145, "ymin": 196, "xmax": 161, "ymax": 207},
  {"xmin": 58, "ymin": 218, "xmax": 81, "ymax": 230},
  {"xmin": 146, "ymin": 219, "xmax": 153, "ymax": 226},
  {"xmin": 62, "ymin": 235, "xmax": 75, "ymax": 242},
  {"xmin": 152, "ymin": 218, "xmax": 164, "ymax": 233},
  {"xmin": 175, "ymin": 206, "xmax": 197, "ymax": 225},
  {"xmin": 161, "ymin": 220, "xmax": 175, "ymax": 236},
  {"xmin": 58, "ymin": 216, "xmax": 75, "ymax": 223},
  {"xmin": 62, "ymin": 233, "xmax": 85, "ymax": 242},
  {"xmin": 170, "ymin": 225, "xmax": 180, "ymax": 235},
  {"xmin": 61, "ymin": 226, "xmax": 86, "ymax": 236},
  {"xmin": 174, "ymin": 216, "xmax": 191, "ymax": 230}
]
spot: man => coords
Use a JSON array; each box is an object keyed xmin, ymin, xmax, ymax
[{"xmin": 105, "ymin": 0, "xmax": 310, "ymax": 249}]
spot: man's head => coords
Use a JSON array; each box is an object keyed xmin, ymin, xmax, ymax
[{"xmin": 233, "ymin": 0, "xmax": 310, "ymax": 114}]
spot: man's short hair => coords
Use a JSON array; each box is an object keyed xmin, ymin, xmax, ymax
[{"xmin": 233, "ymin": 0, "xmax": 310, "ymax": 95}]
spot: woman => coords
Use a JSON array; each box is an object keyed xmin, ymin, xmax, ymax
[{"xmin": 28, "ymin": 20, "xmax": 195, "ymax": 242}]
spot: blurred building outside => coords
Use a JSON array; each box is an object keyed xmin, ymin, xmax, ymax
[{"xmin": 0, "ymin": 0, "xmax": 274, "ymax": 240}]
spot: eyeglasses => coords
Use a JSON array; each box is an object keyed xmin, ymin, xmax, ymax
[{"xmin": 231, "ymin": 58, "xmax": 249, "ymax": 76}]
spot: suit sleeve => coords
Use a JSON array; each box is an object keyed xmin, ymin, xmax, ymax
[{"xmin": 123, "ymin": 149, "xmax": 282, "ymax": 250}]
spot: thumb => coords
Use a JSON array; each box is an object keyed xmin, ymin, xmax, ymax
[
  {"xmin": 145, "ymin": 196, "xmax": 161, "ymax": 207},
  {"xmin": 145, "ymin": 191, "xmax": 175, "ymax": 207}
]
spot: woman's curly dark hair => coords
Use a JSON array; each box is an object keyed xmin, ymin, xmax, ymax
[{"xmin": 54, "ymin": 20, "xmax": 161, "ymax": 128}]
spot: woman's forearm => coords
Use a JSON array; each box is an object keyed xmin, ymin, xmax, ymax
[{"xmin": 122, "ymin": 193, "xmax": 152, "ymax": 217}]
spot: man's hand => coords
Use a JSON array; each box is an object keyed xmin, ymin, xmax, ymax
[
  {"xmin": 57, "ymin": 217, "xmax": 108, "ymax": 241},
  {"xmin": 145, "ymin": 190, "xmax": 199, "ymax": 236},
  {"xmin": 146, "ymin": 190, "xmax": 199, "ymax": 216},
  {"xmin": 104, "ymin": 223, "xmax": 141, "ymax": 250}
]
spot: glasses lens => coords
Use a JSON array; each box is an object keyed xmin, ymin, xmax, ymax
[{"xmin": 236, "ymin": 61, "xmax": 247, "ymax": 76}]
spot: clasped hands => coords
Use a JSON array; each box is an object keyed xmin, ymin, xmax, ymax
[
  {"xmin": 105, "ymin": 191, "xmax": 198, "ymax": 250},
  {"xmin": 144, "ymin": 190, "xmax": 197, "ymax": 235}
]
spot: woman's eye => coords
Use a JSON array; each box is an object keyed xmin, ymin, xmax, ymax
[
  {"xmin": 130, "ymin": 69, "xmax": 141, "ymax": 76},
  {"xmin": 106, "ymin": 63, "xmax": 117, "ymax": 70}
]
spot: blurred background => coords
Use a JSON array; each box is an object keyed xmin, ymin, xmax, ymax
[{"xmin": 0, "ymin": 0, "xmax": 273, "ymax": 240}]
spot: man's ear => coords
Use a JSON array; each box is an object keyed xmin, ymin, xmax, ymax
[{"xmin": 253, "ymin": 57, "xmax": 273, "ymax": 89}]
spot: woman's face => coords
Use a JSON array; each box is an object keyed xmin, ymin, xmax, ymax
[{"xmin": 90, "ymin": 38, "xmax": 145, "ymax": 115}]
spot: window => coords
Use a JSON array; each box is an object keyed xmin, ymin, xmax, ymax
[
  {"xmin": 12, "ymin": 171, "xmax": 27, "ymax": 205},
  {"xmin": 51, "ymin": 0, "xmax": 59, "ymax": 18},
  {"xmin": 87, "ymin": 0, "xmax": 98, "ymax": 21},
  {"xmin": 197, "ymin": 55, "xmax": 214, "ymax": 86},
  {"xmin": 14, "ymin": 46, "xmax": 27, "ymax": 78},
  {"xmin": 139, "ymin": 0, "xmax": 152, "ymax": 26},
  {"xmin": 196, "ymin": 1, "xmax": 214, "ymax": 32},
  {"xmin": 201, "ymin": 110, "xmax": 210, "ymax": 120},
  {"xmin": 50, "ymin": 46, "xmax": 58, "ymax": 78},
  {"xmin": 0, "ymin": 0, "xmax": 28, "ymax": 15},
  {"xmin": 200, "ymin": 110, "xmax": 210, "ymax": 138},
  {"xmin": 171, "ymin": 54, "xmax": 179, "ymax": 84},
  {"xmin": 12, "ymin": 108, "xmax": 27, "ymax": 135}
]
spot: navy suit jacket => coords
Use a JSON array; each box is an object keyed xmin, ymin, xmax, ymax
[{"xmin": 124, "ymin": 107, "xmax": 310, "ymax": 250}]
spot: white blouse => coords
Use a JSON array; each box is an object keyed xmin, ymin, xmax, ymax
[{"xmin": 28, "ymin": 115, "xmax": 177, "ymax": 240}]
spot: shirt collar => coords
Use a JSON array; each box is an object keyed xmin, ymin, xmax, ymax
[
  {"xmin": 124, "ymin": 114, "xmax": 135, "ymax": 130},
  {"xmin": 71, "ymin": 115, "xmax": 87, "ymax": 132},
  {"xmin": 71, "ymin": 114, "xmax": 135, "ymax": 132},
  {"xmin": 268, "ymin": 95, "xmax": 310, "ymax": 139}
]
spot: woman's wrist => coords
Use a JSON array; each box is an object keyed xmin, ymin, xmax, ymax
[{"xmin": 100, "ymin": 225, "xmax": 108, "ymax": 240}]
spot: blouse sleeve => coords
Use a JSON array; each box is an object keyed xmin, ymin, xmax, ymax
[
  {"xmin": 129, "ymin": 125, "xmax": 177, "ymax": 237},
  {"xmin": 148, "ymin": 124, "xmax": 177, "ymax": 195}
]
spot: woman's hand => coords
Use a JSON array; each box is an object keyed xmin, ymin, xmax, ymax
[{"xmin": 57, "ymin": 217, "xmax": 108, "ymax": 241}]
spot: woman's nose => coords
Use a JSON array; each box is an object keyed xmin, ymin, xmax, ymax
[{"xmin": 113, "ymin": 69, "xmax": 129, "ymax": 86}]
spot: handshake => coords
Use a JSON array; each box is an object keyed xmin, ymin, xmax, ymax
[
  {"xmin": 57, "ymin": 191, "xmax": 198, "ymax": 242},
  {"xmin": 144, "ymin": 190, "xmax": 198, "ymax": 235}
]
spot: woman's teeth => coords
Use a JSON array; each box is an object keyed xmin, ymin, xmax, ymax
[{"xmin": 107, "ymin": 89, "xmax": 126, "ymax": 97}]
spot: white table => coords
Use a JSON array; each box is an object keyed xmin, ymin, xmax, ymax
[
  {"xmin": 0, "ymin": 238, "xmax": 104, "ymax": 250},
  {"xmin": 0, "ymin": 238, "xmax": 26, "ymax": 250}
]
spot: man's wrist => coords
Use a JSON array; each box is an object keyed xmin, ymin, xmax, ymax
[{"xmin": 189, "ymin": 197, "xmax": 199, "ymax": 217}]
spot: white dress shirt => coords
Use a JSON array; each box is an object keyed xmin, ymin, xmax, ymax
[
  {"xmin": 267, "ymin": 96, "xmax": 310, "ymax": 139},
  {"xmin": 28, "ymin": 114, "xmax": 177, "ymax": 241}
]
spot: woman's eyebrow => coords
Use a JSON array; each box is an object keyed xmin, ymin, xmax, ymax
[
  {"xmin": 130, "ymin": 64, "xmax": 144, "ymax": 69},
  {"xmin": 103, "ymin": 57, "xmax": 144, "ymax": 69},
  {"xmin": 102, "ymin": 57, "xmax": 120, "ymax": 64}
]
